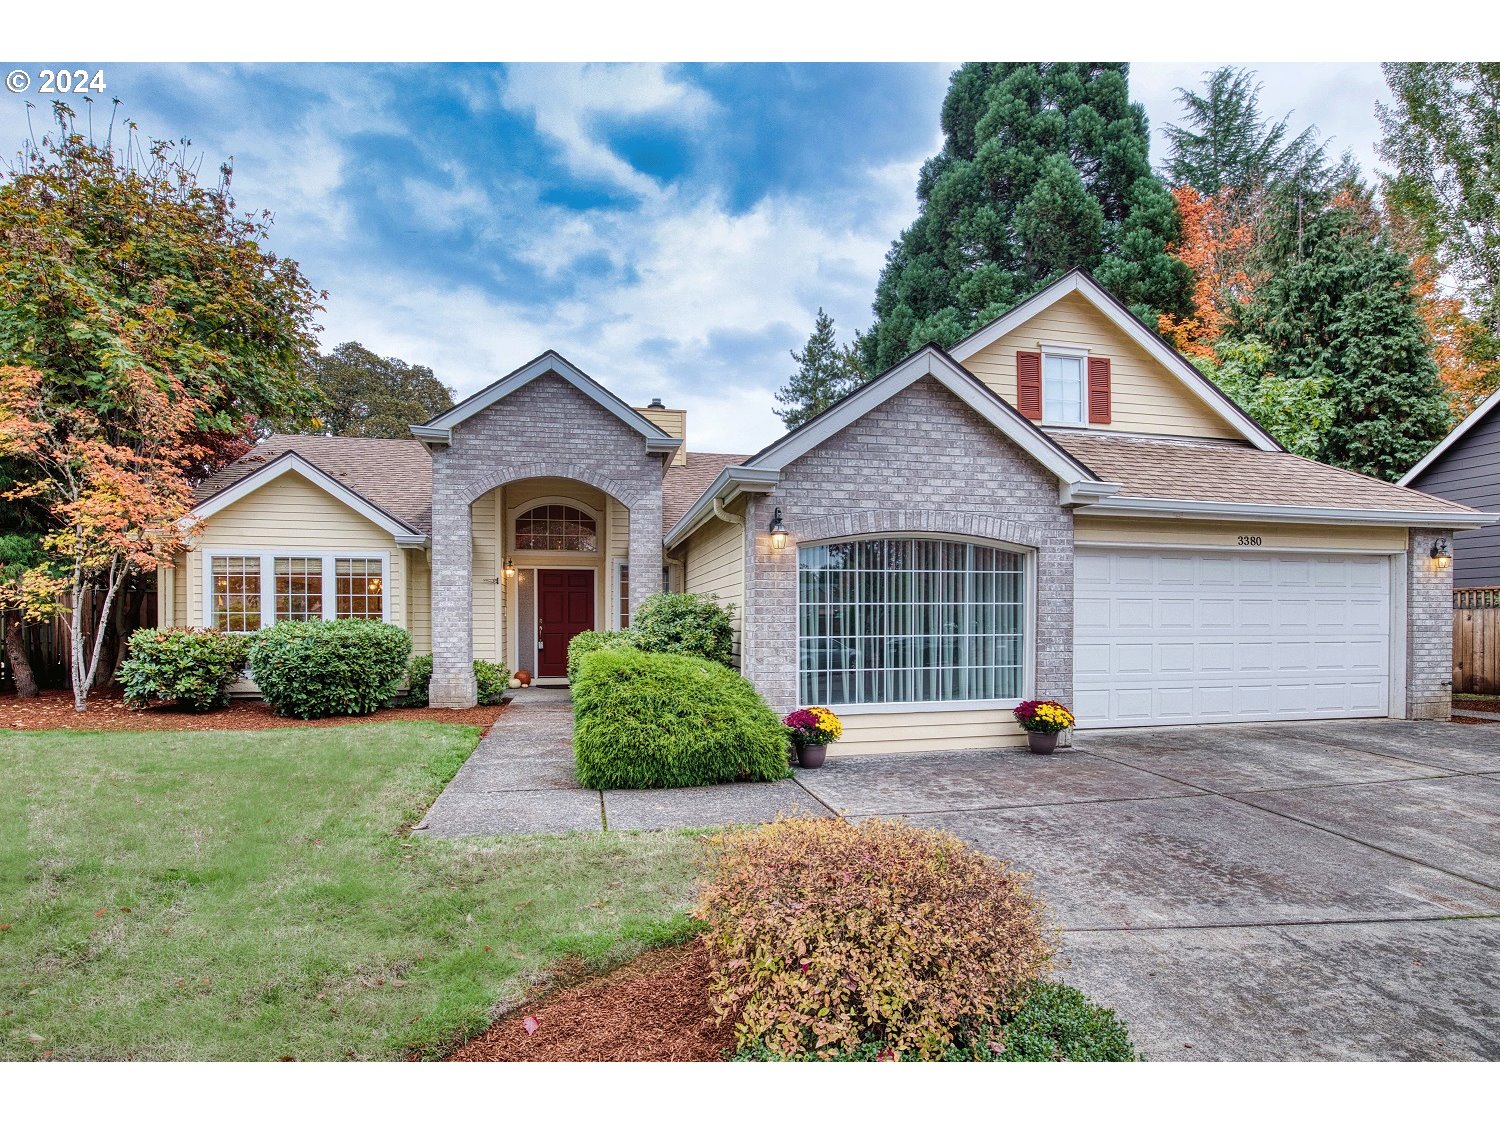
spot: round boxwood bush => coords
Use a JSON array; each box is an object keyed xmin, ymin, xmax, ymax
[
  {"xmin": 571, "ymin": 647, "xmax": 789, "ymax": 789},
  {"xmin": 697, "ymin": 816, "xmax": 1057, "ymax": 1060},
  {"xmin": 118, "ymin": 627, "xmax": 252, "ymax": 712},
  {"xmin": 565, "ymin": 629, "xmax": 637, "ymax": 680},
  {"xmin": 247, "ymin": 620, "xmax": 412, "ymax": 719},
  {"xmin": 402, "ymin": 654, "xmax": 509, "ymax": 707},
  {"xmin": 631, "ymin": 592, "xmax": 734, "ymax": 666}
]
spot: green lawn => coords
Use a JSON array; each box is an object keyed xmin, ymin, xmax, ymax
[{"xmin": 0, "ymin": 723, "xmax": 702, "ymax": 1060}]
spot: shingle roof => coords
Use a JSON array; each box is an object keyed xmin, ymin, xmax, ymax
[
  {"xmin": 662, "ymin": 452, "xmax": 751, "ymax": 533},
  {"xmin": 193, "ymin": 434, "xmax": 434, "ymax": 533},
  {"xmin": 1050, "ymin": 430, "xmax": 1480, "ymax": 515},
  {"xmin": 194, "ymin": 437, "xmax": 749, "ymax": 539}
]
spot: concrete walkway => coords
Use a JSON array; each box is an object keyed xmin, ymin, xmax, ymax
[{"xmin": 413, "ymin": 688, "xmax": 829, "ymax": 837}]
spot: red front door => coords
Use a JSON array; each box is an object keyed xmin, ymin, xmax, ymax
[{"xmin": 537, "ymin": 569, "xmax": 594, "ymax": 677}]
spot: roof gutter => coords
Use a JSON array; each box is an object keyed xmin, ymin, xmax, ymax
[
  {"xmin": 1077, "ymin": 495, "xmax": 1499, "ymax": 530},
  {"xmin": 663, "ymin": 466, "xmax": 780, "ymax": 549}
]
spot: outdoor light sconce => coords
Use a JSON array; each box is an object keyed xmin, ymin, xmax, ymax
[
  {"xmin": 769, "ymin": 507, "xmax": 788, "ymax": 550},
  {"xmin": 1431, "ymin": 539, "xmax": 1452, "ymax": 569},
  {"xmin": 502, "ymin": 557, "xmax": 517, "ymax": 580}
]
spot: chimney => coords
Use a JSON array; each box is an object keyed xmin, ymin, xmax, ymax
[{"xmin": 634, "ymin": 399, "xmax": 687, "ymax": 467}]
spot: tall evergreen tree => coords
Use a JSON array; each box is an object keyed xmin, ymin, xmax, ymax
[
  {"xmin": 862, "ymin": 63, "xmax": 1190, "ymax": 373},
  {"xmin": 1162, "ymin": 67, "xmax": 1330, "ymax": 201},
  {"xmin": 774, "ymin": 310, "xmax": 862, "ymax": 430},
  {"xmin": 1237, "ymin": 201, "xmax": 1450, "ymax": 480}
]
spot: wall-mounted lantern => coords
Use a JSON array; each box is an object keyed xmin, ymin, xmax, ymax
[
  {"xmin": 768, "ymin": 507, "xmax": 788, "ymax": 550},
  {"xmin": 502, "ymin": 557, "xmax": 517, "ymax": 580},
  {"xmin": 1431, "ymin": 539, "xmax": 1452, "ymax": 569}
]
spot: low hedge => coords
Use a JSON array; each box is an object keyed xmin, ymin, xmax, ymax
[
  {"xmin": 696, "ymin": 816, "xmax": 1057, "ymax": 1060},
  {"xmin": 571, "ymin": 647, "xmax": 790, "ymax": 789},
  {"xmin": 118, "ymin": 628, "xmax": 252, "ymax": 712},
  {"xmin": 248, "ymin": 620, "xmax": 412, "ymax": 719},
  {"xmin": 632, "ymin": 592, "xmax": 734, "ymax": 666},
  {"xmin": 732, "ymin": 981, "xmax": 1137, "ymax": 1062},
  {"xmin": 402, "ymin": 654, "xmax": 509, "ymax": 707},
  {"xmin": 566, "ymin": 630, "xmax": 637, "ymax": 680}
]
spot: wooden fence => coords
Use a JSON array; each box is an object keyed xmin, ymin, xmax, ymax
[
  {"xmin": 1453, "ymin": 587, "xmax": 1500, "ymax": 695},
  {"xmin": 1, "ymin": 587, "xmax": 157, "ymax": 693}
]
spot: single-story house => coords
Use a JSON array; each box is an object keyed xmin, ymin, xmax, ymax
[
  {"xmin": 1400, "ymin": 384, "xmax": 1500, "ymax": 588},
  {"xmin": 166, "ymin": 270, "xmax": 1494, "ymax": 753}
]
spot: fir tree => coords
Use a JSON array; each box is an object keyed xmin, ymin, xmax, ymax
[
  {"xmin": 774, "ymin": 309, "xmax": 863, "ymax": 430},
  {"xmin": 1238, "ymin": 202, "xmax": 1450, "ymax": 480},
  {"xmin": 862, "ymin": 63, "xmax": 1190, "ymax": 373}
]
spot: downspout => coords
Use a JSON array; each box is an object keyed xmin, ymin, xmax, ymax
[{"xmin": 711, "ymin": 497, "xmax": 743, "ymax": 527}]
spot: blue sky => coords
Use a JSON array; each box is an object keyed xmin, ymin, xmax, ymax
[{"xmin": 0, "ymin": 62, "xmax": 1390, "ymax": 451}]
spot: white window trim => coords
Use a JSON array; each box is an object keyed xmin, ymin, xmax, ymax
[
  {"xmin": 794, "ymin": 534, "xmax": 1036, "ymax": 711},
  {"xmin": 202, "ymin": 548, "xmax": 390, "ymax": 632},
  {"xmin": 612, "ymin": 558, "xmax": 630, "ymax": 630},
  {"xmin": 1041, "ymin": 347, "xmax": 1088, "ymax": 428}
]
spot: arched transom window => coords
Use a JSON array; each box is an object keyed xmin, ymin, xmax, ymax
[
  {"xmin": 798, "ymin": 537, "xmax": 1026, "ymax": 706},
  {"xmin": 515, "ymin": 504, "xmax": 598, "ymax": 552}
]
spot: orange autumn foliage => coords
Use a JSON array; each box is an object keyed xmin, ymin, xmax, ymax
[{"xmin": 1158, "ymin": 185, "xmax": 1257, "ymax": 360}]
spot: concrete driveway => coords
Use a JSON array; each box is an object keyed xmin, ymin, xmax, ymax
[{"xmin": 793, "ymin": 719, "xmax": 1500, "ymax": 1060}]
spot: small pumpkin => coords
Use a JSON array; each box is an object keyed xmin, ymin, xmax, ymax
[{"xmin": 515, "ymin": 669, "xmax": 533, "ymax": 686}]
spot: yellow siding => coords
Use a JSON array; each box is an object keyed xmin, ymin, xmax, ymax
[
  {"xmin": 407, "ymin": 549, "xmax": 432, "ymax": 655},
  {"xmin": 1073, "ymin": 515, "xmax": 1407, "ymax": 553},
  {"xmin": 960, "ymin": 291, "xmax": 1242, "ymax": 440},
  {"xmin": 833, "ymin": 710, "xmax": 1025, "ymax": 756},
  {"xmin": 635, "ymin": 406, "xmax": 686, "ymax": 466},
  {"xmin": 471, "ymin": 490, "xmax": 499, "ymax": 661},
  {"xmin": 607, "ymin": 497, "xmax": 629, "ymax": 628},
  {"xmin": 683, "ymin": 514, "xmax": 744, "ymax": 659},
  {"xmin": 184, "ymin": 473, "xmax": 405, "ymax": 629}
]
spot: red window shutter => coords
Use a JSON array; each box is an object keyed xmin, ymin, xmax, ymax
[
  {"xmin": 1087, "ymin": 356, "xmax": 1112, "ymax": 424},
  {"xmin": 1016, "ymin": 350, "xmax": 1042, "ymax": 420}
]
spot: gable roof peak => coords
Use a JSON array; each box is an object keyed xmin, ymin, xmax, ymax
[
  {"xmin": 409, "ymin": 349, "xmax": 682, "ymax": 454},
  {"xmin": 945, "ymin": 270, "xmax": 1280, "ymax": 453}
]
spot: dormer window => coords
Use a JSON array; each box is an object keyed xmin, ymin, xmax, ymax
[{"xmin": 1042, "ymin": 352, "xmax": 1086, "ymax": 425}]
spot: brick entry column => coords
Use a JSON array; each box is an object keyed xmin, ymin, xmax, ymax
[{"xmin": 428, "ymin": 477, "xmax": 477, "ymax": 708}]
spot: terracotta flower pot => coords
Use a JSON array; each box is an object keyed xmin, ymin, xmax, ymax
[
  {"xmin": 1027, "ymin": 730, "xmax": 1060, "ymax": 754},
  {"xmin": 797, "ymin": 743, "xmax": 828, "ymax": 769}
]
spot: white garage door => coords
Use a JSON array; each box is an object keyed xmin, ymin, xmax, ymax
[{"xmin": 1074, "ymin": 548, "xmax": 1393, "ymax": 728}]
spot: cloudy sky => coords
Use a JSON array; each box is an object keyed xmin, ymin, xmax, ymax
[{"xmin": 0, "ymin": 61, "xmax": 1391, "ymax": 452}]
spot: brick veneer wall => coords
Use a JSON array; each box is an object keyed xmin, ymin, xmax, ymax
[
  {"xmin": 427, "ymin": 372, "xmax": 666, "ymax": 707},
  {"xmin": 740, "ymin": 375, "xmax": 1076, "ymax": 714},
  {"xmin": 1407, "ymin": 528, "xmax": 1455, "ymax": 721}
]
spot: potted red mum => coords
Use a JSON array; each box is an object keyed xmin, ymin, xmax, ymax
[
  {"xmin": 1012, "ymin": 699, "xmax": 1076, "ymax": 754},
  {"xmin": 783, "ymin": 707, "xmax": 843, "ymax": 768}
]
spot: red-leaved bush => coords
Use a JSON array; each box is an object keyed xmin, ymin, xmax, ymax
[{"xmin": 695, "ymin": 816, "xmax": 1056, "ymax": 1059}]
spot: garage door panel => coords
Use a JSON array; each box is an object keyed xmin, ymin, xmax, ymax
[{"xmin": 1075, "ymin": 548, "xmax": 1392, "ymax": 728}]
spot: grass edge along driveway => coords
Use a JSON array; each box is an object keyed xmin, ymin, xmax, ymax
[{"xmin": 0, "ymin": 722, "xmax": 701, "ymax": 1061}]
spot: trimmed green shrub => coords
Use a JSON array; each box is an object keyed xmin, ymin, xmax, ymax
[
  {"xmin": 248, "ymin": 620, "xmax": 412, "ymax": 719},
  {"xmin": 731, "ymin": 982, "xmax": 1137, "ymax": 1062},
  {"xmin": 566, "ymin": 629, "xmax": 637, "ymax": 680},
  {"xmin": 572, "ymin": 648, "xmax": 789, "ymax": 789},
  {"xmin": 697, "ymin": 816, "xmax": 1057, "ymax": 1060},
  {"xmin": 401, "ymin": 654, "xmax": 510, "ymax": 707},
  {"xmin": 631, "ymin": 592, "xmax": 734, "ymax": 666},
  {"xmin": 118, "ymin": 628, "xmax": 251, "ymax": 712}
]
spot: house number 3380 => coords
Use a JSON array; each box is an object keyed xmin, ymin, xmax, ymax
[{"xmin": 1236, "ymin": 534, "xmax": 1263, "ymax": 546}]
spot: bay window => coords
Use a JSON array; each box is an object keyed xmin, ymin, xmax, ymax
[
  {"xmin": 209, "ymin": 551, "xmax": 387, "ymax": 632},
  {"xmin": 798, "ymin": 537, "xmax": 1027, "ymax": 707}
]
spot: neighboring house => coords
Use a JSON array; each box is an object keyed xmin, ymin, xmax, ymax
[
  {"xmin": 166, "ymin": 270, "xmax": 1492, "ymax": 752},
  {"xmin": 1400, "ymin": 386, "xmax": 1500, "ymax": 588}
]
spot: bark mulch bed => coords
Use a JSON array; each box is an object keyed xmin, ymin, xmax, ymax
[
  {"xmin": 1454, "ymin": 696, "xmax": 1500, "ymax": 714},
  {"xmin": 0, "ymin": 688, "xmax": 509, "ymax": 734},
  {"xmin": 446, "ymin": 939, "xmax": 737, "ymax": 1062}
]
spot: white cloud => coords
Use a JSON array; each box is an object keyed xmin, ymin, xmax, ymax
[{"xmin": 498, "ymin": 63, "xmax": 717, "ymax": 199}]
